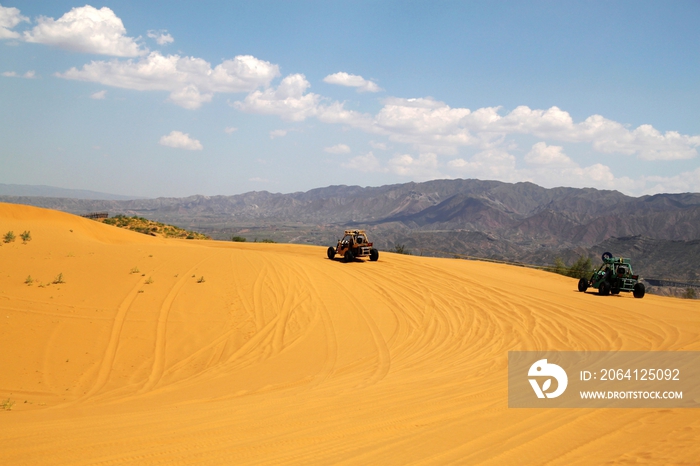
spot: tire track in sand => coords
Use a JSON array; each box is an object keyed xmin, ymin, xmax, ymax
[
  {"xmin": 77, "ymin": 276, "xmax": 147, "ymax": 401},
  {"xmin": 138, "ymin": 255, "xmax": 215, "ymax": 394}
]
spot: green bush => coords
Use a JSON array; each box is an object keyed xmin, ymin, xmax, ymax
[
  {"xmin": 20, "ymin": 231, "xmax": 31, "ymax": 243},
  {"xmin": 3, "ymin": 231, "xmax": 15, "ymax": 243},
  {"xmin": 231, "ymin": 236, "xmax": 247, "ymax": 242},
  {"xmin": 391, "ymin": 244, "xmax": 411, "ymax": 255}
]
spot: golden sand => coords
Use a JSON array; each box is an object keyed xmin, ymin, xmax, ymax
[{"xmin": 1, "ymin": 202, "xmax": 698, "ymax": 464}]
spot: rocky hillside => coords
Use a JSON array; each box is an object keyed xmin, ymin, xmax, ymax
[{"xmin": 2, "ymin": 179, "xmax": 699, "ymax": 284}]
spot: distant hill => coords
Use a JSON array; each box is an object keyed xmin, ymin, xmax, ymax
[
  {"xmin": 1, "ymin": 178, "xmax": 699, "ymax": 285},
  {"xmin": 0, "ymin": 183, "xmax": 144, "ymax": 200}
]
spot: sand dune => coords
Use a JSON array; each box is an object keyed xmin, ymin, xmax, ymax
[{"xmin": 1, "ymin": 202, "xmax": 699, "ymax": 465}]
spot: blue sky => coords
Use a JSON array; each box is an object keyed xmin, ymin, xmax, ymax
[{"xmin": 1, "ymin": 1, "xmax": 698, "ymax": 198}]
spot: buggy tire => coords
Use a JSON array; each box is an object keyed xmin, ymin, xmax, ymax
[
  {"xmin": 327, "ymin": 246, "xmax": 336, "ymax": 260},
  {"xmin": 370, "ymin": 248, "xmax": 379, "ymax": 262},
  {"xmin": 344, "ymin": 250, "xmax": 354, "ymax": 263},
  {"xmin": 611, "ymin": 287, "xmax": 620, "ymax": 295},
  {"xmin": 633, "ymin": 283, "xmax": 645, "ymax": 299},
  {"xmin": 578, "ymin": 278, "xmax": 588, "ymax": 292},
  {"xmin": 599, "ymin": 281, "xmax": 610, "ymax": 296},
  {"xmin": 602, "ymin": 251, "xmax": 613, "ymax": 261}
]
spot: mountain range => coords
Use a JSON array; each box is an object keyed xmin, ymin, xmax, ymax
[{"xmin": 1, "ymin": 179, "xmax": 699, "ymax": 286}]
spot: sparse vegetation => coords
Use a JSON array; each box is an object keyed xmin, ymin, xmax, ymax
[
  {"xmin": 53, "ymin": 273, "xmax": 65, "ymax": 284},
  {"xmin": 682, "ymin": 288, "xmax": 697, "ymax": 299},
  {"xmin": 1, "ymin": 398, "xmax": 15, "ymax": 411},
  {"xmin": 130, "ymin": 267, "xmax": 140, "ymax": 274},
  {"xmin": 197, "ymin": 276, "xmax": 206, "ymax": 283},
  {"xmin": 20, "ymin": 230, "xmax": 31, "ymax": 243},
  {"xmin": 548, "ymin": 255, "xmax": 593, "ymax": 279},
  {"xmin": 3, "ymin": 231, "xmax": 15, "ymax": 243},
  {"xmin": 99, "ymin": 214, "xmax": 210, "ymax": 240},
  {"xmin": 25, "ymin": 275, "xmax": 34, "ymax": 285},
  {"xmin": 260, "ymin": 239, "xmax": 276, "ymax": 243},
  {"xmin": 145, "ymin": 276, "xmax": 154, "ymax": 285},
  {"xmin": 391, "ymin": 244, "xmax": 411, "ymax": 255},
  {"xmin": 231, "ymin": 236, "xmax": 247, "ymax": 242}
]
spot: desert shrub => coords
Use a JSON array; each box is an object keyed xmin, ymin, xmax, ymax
[
  {"xmin": 145, "ymin": 276, "xmax": 154, "ymax": 284},
  {"xmin": 53, "ymin": 273, "xmax": 65, "ymax": 284},
  {"xmin": 25, "ymin": 275, "xmax": 33, "ymax": 285},
  {"xmin": 3, "ymin": 231, "xmax": 15, "ymax": 243},
  {"xmin": 231, "ymin": 236, "xmax": 247, "ymax": 242},
  {"xmin": 20, "ymin": 231, "xmax": 31, "ymax": 243},
  {"xmin": 391, "ymin": 244, "xmax": 411, "ymax": 255},
  {"xmin": 567, "ymin": 255, "xmax": 593, "ymax": 279},
  {"xmin": 197, "ymin": 276, "xmax": 206, "ymax": 283},
  {"xmin": 260, "ymin": 239, "xmax": 276, "ymax": 243},
  {"xmin": 1, "ymin": 399, "xmax": 14, "ymax": 411},
  {"xmin": 130, "ymin": 267, "xmax": 140, "ymax": 274},
  {"xmin": 682, "ymin": 288, "xmax": 697, "ymax": 299}
]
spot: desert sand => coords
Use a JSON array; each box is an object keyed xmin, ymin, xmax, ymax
[{"xmin": 1, "ymin": 202, "xmax": 699, "ymax": 465}]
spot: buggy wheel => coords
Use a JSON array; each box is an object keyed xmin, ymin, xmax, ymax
[
  {"xmin": 327, "ymin": 246, "xmax": 336, "ymax": 260},
  {"xmin": 599, "ymin": 281, "xmax": 610, "ymax": 296},
  {"xmin": 611, "ymin": 286, "xmax": 620, "ymax": 295},
  {"xmin": 370, "ymin": 248, "xmax": 379, "ymax": 261},
  {"xmin": 633, "ymin": 283, "xmax": 645, "ymax": 299},
  {"xmin": 344, "ymin": 250, "xmax": 354, "ymax": 263},
  {"xmin": 578, "ymin": 278, "xmax": 588, "ymax": 292}
]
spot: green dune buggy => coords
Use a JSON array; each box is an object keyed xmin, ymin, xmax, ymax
[{"xmin": 578, "ymin": 252, "xmax": 645, "ymax": 298}]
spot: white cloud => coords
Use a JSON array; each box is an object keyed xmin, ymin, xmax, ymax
[
  {"xmin": 447, "ymin": 146, "xmax": 634, "ymax": 192},
  {"xmin": 269, "ymin": 129, "xmax": 287, "ymax": 139},
  {"xmin": 342, "ymin": 152, "xmax": 383, "ymax": 172},
  {"xmin": 0, "ymin": 4, "xmax": 28, "ymax": 39},
  {"xmin": 640, "ymin": 167, "xmax": 700, "ymax": 195},
  {"xmin": 387, "ymin": 153, "xmax": 441, "ymax": 178},
  {"xmin": 90, "ymin": 90, "xmax": 106, "ymax": 99},
  {"xmin": 2, "ymin": 70, "xmax": 35, "ymax": 78},
  {"xmin": 23, "ymin": 5, "xmax": 146, "ymax": 57},
  {"xmin": 147, "ymin": 29, "xmax": 173, "ymax": 45},
  {"xmin": 305, "ymin": 97, "xmax": 699, "ymax": 161},
  {"xmin": 58, "ymin": 52, "xmax": 279, "ymax": 109},
  {"xmin": 524, "ymin": 142, "xmax": 574, "ymax": 167},
  {"xmin": 448, "ymin": 150, "xmax": 518, "ymax": 181},
  {"xmin": 324, "ymin": 144, "xmax": 351, "ymax": 154},
  {"xmin": 370, "ymin": 141, "xmax": 389, "ymax": 150},
  {"xmin": 234, "ymin": 74, "xmax": 321, "ymax": 121},
  {"xmin": 224, "ymin": 126, "xmax": 238, "ymax": 134},
  {"xmin": 323, "ymin": 72, "xmax": 382, "ymax": 93},
  {"xmin": 159, "ymin": 131, "xmax": 203, "ymax": 150}
]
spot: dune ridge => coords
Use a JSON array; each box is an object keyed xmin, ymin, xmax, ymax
[{"xmin": 1, "ymin": 202, "xmax": 699, "ymax": 465}]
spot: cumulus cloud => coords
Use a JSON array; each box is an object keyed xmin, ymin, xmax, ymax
[
  {"xmin": 0, "ymin": 4, "xmax": 28, "ymax": 39},
  {"xmin": 147, "ymin": 29, "xmax": 173, "ymax": 45},
  {"xmin": 641, "ymin": 167, "xmax": 700, "ymax": 195},
  {"xmin": 58, "ymin": 52, "xmax": 280, "ymax": 109},
  {"xmin": 323, "ymin": 72, "xmax": 382, "ymax": 92},
  {"xmin": 448, "ymin": 145, "xmax": 629, "ymax": 192},
  {"xmin": 324, "ymin": 144, "xmax": 351, "ymax": 154},
  {"xmin": 387, "ymin": 153, "xmax": 441, "ymax": 178},
  {"xmin": 342, "ymin": 152, "xmax": 383, "ymax": 172},
  {"xmin": 2, "ymin": 70, "xmax": 35, "ymax": 78},
  {"xmin": 159, "ymin": 131, "xmax": 203, "ymax": 150},
  {"xmin": 90, "ymin": 90, "xmax": 106, "ymax": 99},
  {"xmin": 269, "ymin": 129, "xmax": 287, "ymax": 139},
  {"xmin": 370, "ymin": 141, "xmax": 389, "ymax": 150},
  {"xmin": 524, "ymin": 142, "xmax": 574, "ymax": 167},
  {"xmin": 23, "ymin": 5, "xmax": 146, "ymax": 57},
  {"xmin": 234, "ymin": 74, "xmax": 321, "ymax": 121}
]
